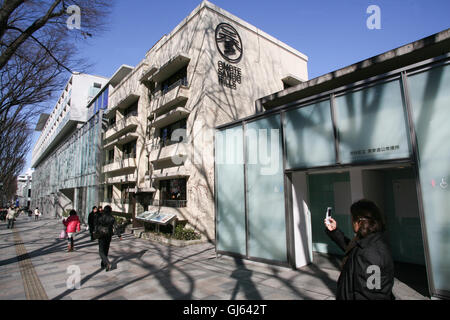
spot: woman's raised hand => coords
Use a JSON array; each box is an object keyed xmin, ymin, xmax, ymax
[{"xmin": 324, "ymin": 217, "xmax": 337, "ymax": 231}]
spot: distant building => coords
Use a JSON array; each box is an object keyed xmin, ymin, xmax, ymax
[
  {"xmin": 31, "ymin": 73, "xmax": 108, "ymax": 221},
  {"xmin": 16, "ymin": 169, "xmax": 33, "ymax": 208}
]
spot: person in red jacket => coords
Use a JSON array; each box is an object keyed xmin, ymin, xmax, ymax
[{"xmin": 63, "ymin": 210, "xmax": 81, "ymax": 252}]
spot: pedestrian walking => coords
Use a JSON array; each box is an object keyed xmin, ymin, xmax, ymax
[
  {"xmin": 34, "ymin": 207, "xmax": 41, "ymax": 221},
  {"xmin": 324, "ymin": 199, "xmax": 395, "ymax": 300},
  {"xmin": 88, "ymin": 206, "xmax": 98, "ymax": 241},
  {"xmin": 6, "ymin": 206, "xmax": 15, "ymax": 229},
  {"xmin": 94, "ymin": 205, "xmax": 121, "ymax": 271},
  {"xmin": 63, "ymin": 210, "xmax": 81, "ymax": 252}
]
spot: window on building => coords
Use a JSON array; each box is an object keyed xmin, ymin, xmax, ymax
[
  {"xmin": 102, "ymin": 87, "xmax": 109, "ymax": 109},
  {"xmin": 160, "ymin": 66, "xmax": 188, "ymax": 95},
  {"xmin": 122, "ymin": 140, "xmax": 136, "ymax": 159},
  {"xmin": 107, "ymin": 149, "xmax": 114, "ymax": 164},
  {"xmin": 159, "ymin": 178, "xmax": 186, "ymax": 207},
  {"xmin": 124, "ymin": 102, "xmax": 138, "ymax": 117},
  {"xmin": 106, "ymin": 185, "xmax": 113, "ymax": 201},
  {"xmin": 108, "ymin": 116, "xmax": 116, "ymax": 128},
  {"xmin": 120, "ymin": 183, "xmax": 135, "ymax": 202},
  {"xmin": 159, "ymin": 118, "xmax": 187, "ymax": 147},
  {"xmin": 94, "ymin": 82, "xmax": 102, "ymax": 88}
]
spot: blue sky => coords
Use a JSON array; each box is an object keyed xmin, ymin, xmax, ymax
[{"xmin": 23, "ymin": 0, "xmax": 450, "ymax": 174}]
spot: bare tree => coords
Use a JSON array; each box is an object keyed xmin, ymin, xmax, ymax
[
  {"xmin": 0, "ymin": 115, "xmax": 29, "ymax": 201},
  {"xmin": 0, "ymin": 0, "xmax": 114, "ymax": 196}
]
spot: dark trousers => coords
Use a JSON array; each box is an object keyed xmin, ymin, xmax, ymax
[
  {"xmin": 7, "ymin": 219, "xmax": 14, "ymax": 229},
  {"xmin": 98, "ymin": 236, "xmax": 112, "ymax": 267},
  {"xmin": 67, "ymin": 236, "xmax": 74, "ymax": 247}
]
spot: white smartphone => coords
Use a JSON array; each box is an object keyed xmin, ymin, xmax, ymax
[{"xmin": 325, "ymin": 207, "xmax": 332, "ymax": 226}]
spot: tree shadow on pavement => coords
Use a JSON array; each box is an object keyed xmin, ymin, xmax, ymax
[
  {"xmin": 229, "ymin": 257, "xmax": 262, "ymax": 300},
  {"xmin": 52, "ymin": 267, "xmax": 106, "ymax": 300}
]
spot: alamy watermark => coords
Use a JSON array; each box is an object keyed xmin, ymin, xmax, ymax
[
  {"xmin": 161, "ymin": 127, "xmax": 281, "ymax": 176},
  {"xmin": 66, "ymin": 265, "xmax": 81, "ymax": 290},
  {"xmin": 214, "ymin": 128, "xmax": 280, "ymax": 176},
  {"xmin": 366, "ymin": 265, "xmax": 381, "ymax": 290},
  {"xmin": 66, "ymin": 5, "xmax": 81, "ymax": 30},
  {"xmin": 367, "ymin": 5, "xmax": 381, "ymax": 30}
]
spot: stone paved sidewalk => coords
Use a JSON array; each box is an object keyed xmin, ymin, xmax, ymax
[{"xmin": 0, "ymin": 215, "xmax": 428, "ymax": 300}]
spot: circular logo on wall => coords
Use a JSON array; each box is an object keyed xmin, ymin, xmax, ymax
[{"xmin": 215, "ymin": 23, "xmax": 243, "ymax": 63}]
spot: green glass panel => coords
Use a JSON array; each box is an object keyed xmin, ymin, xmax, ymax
[
  {"xmin": 408, "ymin": 63, "xmax": 450, "ymax": 292},
  {"xmin": 335, "ymin": 79, "xmax": 411, "ymax": 163},
  {"xmin": 216, "ymin": 126, "xmax": 246, "ymax": 255},
  {"xmin": 285, "ymin": 100, "xmax": 336, "ymax": 169},
  {"xmin": 246, "ymin": 115, "xmax": 287, "ymax": 262},
  {"xmin": 308, "ymin": 172, "xmax": 352, "ymax": 255},
  {"xmin": 381, "ymin": 168, "xmax": 425, "ymax": 265}
]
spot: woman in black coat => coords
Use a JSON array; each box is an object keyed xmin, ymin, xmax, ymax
[
  {"xmin": 95, "ymin": 205, "xmax": 121, "ymax": 271},
  {"xmin": 88, "ymin": 206, "xmax": 98, "ymax": 241},
  {"xmin": 325, "ymin": 199, "xmax": 395, "ymax": 300}
]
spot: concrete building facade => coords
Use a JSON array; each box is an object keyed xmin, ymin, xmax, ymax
[{"xmin": 100, "ymin": 0, "xmax": 308, "ymax": 238}]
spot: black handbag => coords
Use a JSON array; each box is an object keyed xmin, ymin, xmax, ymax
[{"xmin": 93, "ymin": 225, "xmax": 109, "ymax": 239}]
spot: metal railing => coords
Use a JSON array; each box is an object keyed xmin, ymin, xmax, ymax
[
  {"xmin": 149, "ymin": 199, "xmax": 187, "ymax": 208},
  {"xmin": 161, "ymin": 77, "xmax": 188, "ymax": 95},
  {"xmin": 113, "ymin": 198, "xmax": 132, "ymax": 205},
  {"xmin": 107, "ymin": 111, "xmax": 138, "ymax": 131},
  {"xmin": 150, "ymin": 137, "xmax": 185, "ymax": 151},
  {"xmin": 122, "ymin": 153, "xmax": 136, "ymax": 160}
]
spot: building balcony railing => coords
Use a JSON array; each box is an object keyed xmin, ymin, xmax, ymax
[
  {"xmin": 103, "ymin": 155, "xmax": 137, "ymax": 173},
  {"xmin": 105, "ymin": 173, "xmax": 136, "ymax": 184},
  {"xmin": 150, "ymin": 137, "xmax": 184, "ymax": 151},
  {"xmin": 149, "ymin": 199, "xmax": 187, "ymax": 208},
  {"xmin": 104, "ymin": 112, "xmax": 138, "ymax": 141},
  {"xmin": 107, "ymin": 111, "xmax": 138, "ymax": 130},
  {"xmin": 113, "ymin": 198, "xmax": 132, "ymax": 205},
  {"xmin": 149, "ymin": 79, "xmax": 190, "ymax": 116},
  {"xmin": 148, "ymin": 141, "xmax": 187, "ymax": 164},
  {"xmin": 103, "ymin": 132, "xmax": 138, "ymax": 149},
  {"xmin": 123, "ymin": 152, "xmax": 136, "ymax": 160},
  {"xmin": 161, "ymin": 78, "xmax": 188, "ymax": 95},
  {"xmin": 150, "ymin": 106, "xmax": 190, "ymax": 129}
]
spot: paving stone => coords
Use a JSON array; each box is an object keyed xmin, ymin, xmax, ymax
[{"xmin": 0, "ymin": 217, "xmax": 429, "ymax": 301}]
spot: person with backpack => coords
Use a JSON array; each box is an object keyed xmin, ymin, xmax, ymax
[
  {"xmin": 94, "ymin": 205, "xmax": 121, "ymax": 271},
  {"xmin": 63, "ymin": 210, "xmax": 81, "ymax": 252}
]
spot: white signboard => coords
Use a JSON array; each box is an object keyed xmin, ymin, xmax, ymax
[{"xmin": 136, "ymin": 211, "xmax": 176, "ymax": 225}]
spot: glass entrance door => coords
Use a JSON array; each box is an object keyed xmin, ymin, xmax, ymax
[{"xmin": 307, "ymin": 171, "xmax": 352, "ymax": 255}]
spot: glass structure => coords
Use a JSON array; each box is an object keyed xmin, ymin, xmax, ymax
[
  {"xmin": 32, "ymin": 111, "xmax": 104, "ymax": 223},
  {"xmin": 407, "ymin": 63, "xmax": 450, "ymax": 294},
  {"xmin": 215, "ymin": 56, "xmax": 450, "ymax": 298}
]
